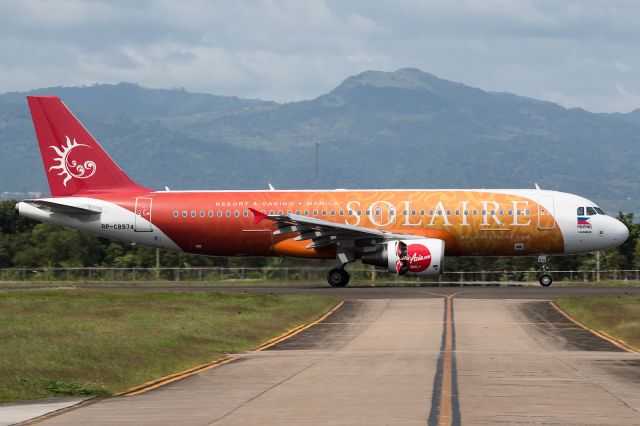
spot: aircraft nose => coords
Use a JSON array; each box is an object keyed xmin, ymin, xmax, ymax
[{"xmin": 611, "ymin": 218, "xmax": 629, "ymax": 244}]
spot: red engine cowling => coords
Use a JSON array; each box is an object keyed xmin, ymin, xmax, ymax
[{"xmin": 362, "ymin": 239, "xmax": 445, "ymax": 276}]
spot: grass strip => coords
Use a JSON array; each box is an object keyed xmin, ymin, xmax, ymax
[
  {"xmin": 556, "ymin": 294, "xmax": 640, "ymax": 350},
  {"xmin": 0, "ymin": 290, "xmax": 337, "ymax": 402}
]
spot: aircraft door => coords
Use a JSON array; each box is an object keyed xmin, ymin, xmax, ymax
[
  {"xmin": 134, "ymin": 197, "xmax": 153, "ymax": 232},
  {"xmin": 537, "ymin": 195, "xmax": 556, "ymax": 230}
]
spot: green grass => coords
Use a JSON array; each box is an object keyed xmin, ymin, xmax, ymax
[
  {"xmin": 556, "ymin": 295, "xmax": 640, "ymax": 349},
  {"xmin": 0, "ymin": 290, "xmax": 337, "ymax": 403}
]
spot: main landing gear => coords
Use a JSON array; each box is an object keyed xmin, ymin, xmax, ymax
[
  {"xmin": 327, "ymin": 244, "xmax": 354, "ymax": 287},
  {"xmin": 327, "ymin": 268, "xmax": 350, "ymax": 287},
  {"xmin": 537, "ymin": 255, "xmax": 553, "ymax": 287}
]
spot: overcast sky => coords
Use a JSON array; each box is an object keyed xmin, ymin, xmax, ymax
[{"xmin": 1, "ymin": 0, "xmax": 639, "ymax": 112}]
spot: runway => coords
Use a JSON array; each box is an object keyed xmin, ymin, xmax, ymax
[{"xmin": 32, "ymin": 287, "xmax": 640, "ymax": 425}]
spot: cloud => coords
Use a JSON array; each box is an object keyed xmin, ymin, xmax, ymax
[{"xmin": 0, "ymin": 0, "xmax": 639, "ymax": 112}]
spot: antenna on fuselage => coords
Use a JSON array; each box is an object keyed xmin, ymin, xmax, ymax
[
  {"xmin": 268, "ymin": 183, "xmax": 276, "ymax": 191},
  {"xmin": 534, "ymin": 182, "xmax": 541, "ymax": 190}
]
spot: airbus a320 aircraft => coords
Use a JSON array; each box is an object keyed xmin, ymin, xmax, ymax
[{"xmin": 17, "ymin": 97, "xmax": 629, "ymax": 287}]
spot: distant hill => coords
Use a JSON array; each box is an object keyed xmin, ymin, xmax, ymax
[{"xmin": 1, "ymin": 69, "xmax": 639, "ymax": 213}]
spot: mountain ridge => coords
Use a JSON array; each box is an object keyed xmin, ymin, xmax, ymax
[{"xmin": 1, "ymin": 69, "xmax": 638, "ymax": 213}]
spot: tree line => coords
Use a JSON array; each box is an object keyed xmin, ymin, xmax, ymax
[{"xmin": 1, "ymin": 201, "xmax": 639, "ymax": 272}]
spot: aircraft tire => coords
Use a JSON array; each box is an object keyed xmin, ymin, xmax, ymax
[
  {"xmin": 327, "ymin": 268, "xmax": 350, "ymax": 287},
  {"xmin": 539, "ymin": 274, "xmax": 553, "ymax": 287}
]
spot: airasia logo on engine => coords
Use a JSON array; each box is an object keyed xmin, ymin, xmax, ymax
[
  {"xmin": 394, "ymin": 241, "xmax": 432, "ymax": 275},
  {"xmin": 405, "ymin": 244, "xmax": 432, "ymax": 272}
]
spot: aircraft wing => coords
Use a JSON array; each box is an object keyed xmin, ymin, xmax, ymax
[
  {"xmin": 249, "ymin": 208, "xmax": 421, "ymax": 249},
  {"xmin": 25, "ymin": 200, "xmax": 102, "ymax": 216}
]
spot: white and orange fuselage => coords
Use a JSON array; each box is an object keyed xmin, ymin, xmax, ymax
[{"xmin": 18, "ymin": 188, "xmax": 627, "ymax": 258}]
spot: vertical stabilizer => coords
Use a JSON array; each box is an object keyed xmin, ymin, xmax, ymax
[{"xmin": 27, "ymin": 96, "xmax": 147, "ymax": 196}]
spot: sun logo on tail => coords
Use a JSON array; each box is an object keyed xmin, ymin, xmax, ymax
[{"xmin": 49, "ymin": 136, "xmax": 97, "ymax": 186}]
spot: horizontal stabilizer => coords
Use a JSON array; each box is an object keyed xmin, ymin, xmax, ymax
[{"xmin": 26, "ymin": 200, "xmax": 102, "ymax": 216}]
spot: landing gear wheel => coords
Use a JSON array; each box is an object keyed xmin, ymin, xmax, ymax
[
  {"xmin": 327, "ymin": 268, "xmax": 350, "ymax": 287},
  {"xmin": 539, "ymin": 274, "xmax": 553, "ymax": 287}
]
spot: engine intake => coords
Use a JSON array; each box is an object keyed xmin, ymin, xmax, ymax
[{"xmin": 362, "ymin": 239, "xmax": 445, "ymax": 276}]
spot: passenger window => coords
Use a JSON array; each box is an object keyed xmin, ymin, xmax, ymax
[
  {"xmin": 331, "ymin": 210, "xmax": 336, "ymax": 216},
  {"xmin": 173, "ymin": 210, "xmax": 179, "ymax": 217},
  {"xmin": 243, "ymin": 211, "xmax": 249, "ymax": 217},
  {"xmin": 208, "ymin": 210, "xmax": 214, "ymax": 217},
  {"xmin": 587, "ymin": 207, "xmax": 597, "ymax": 216},
  {"xmin": 226, "ymin": 210, "xmax": 231, "ymax": 217},
  {"xmin": 200, "ymin": 210, "xmax": 205, "ymax": 217},
  {"xmin": 339, "ymin": 210, "xmax": 344, "ymax": 216},
  {"xmin": 217, "ymin": 211, "xmax": 223, "ymax": 217},
  {"xmin": 313, "ymin": 210, "xmax": 318, "ymax": 216},
  {"xmin": 577, "ymin": 207, "xmax": 584, "ymax": 215},
  {"xmin": 322, "ymin": 210, "xmax": 327, "ymax": 216},
  {"xmin": 182, "ymin": 210, "xmax": 187, "ymax": 217},
  {"xmin": 234, "ymin": 211, "xmax": 240, "ymax": 217},
  {"xmin": 191, "ymin": 210, "xmax": 196, "ymax": 217}
]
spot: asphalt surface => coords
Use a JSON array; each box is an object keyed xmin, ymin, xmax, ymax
[{"xmin": 18, "ymin": 285, "xmax": 639, "ymax": 425}]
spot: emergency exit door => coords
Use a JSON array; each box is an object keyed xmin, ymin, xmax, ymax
[
  {"xmin": 134, "ymin": 197, "xmax": 153, "ymax": 232},
  {"xmin": 537, "ymin": 195, "xmax": 556, "ymax": 230}
]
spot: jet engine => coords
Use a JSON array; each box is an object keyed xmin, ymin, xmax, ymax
[{"xmin": 362, "ymin": 239, "xmax": 445, "ymax": 276}]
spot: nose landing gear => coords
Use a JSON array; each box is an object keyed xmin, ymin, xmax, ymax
[{"xmin": 537, "ymin": 255, "xmax": 553, "ymax": 287}]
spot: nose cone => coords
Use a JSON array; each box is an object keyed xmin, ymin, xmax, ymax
[{"xmin": 611, "ymin": 218, "xmax": 630, "ymax": 245}]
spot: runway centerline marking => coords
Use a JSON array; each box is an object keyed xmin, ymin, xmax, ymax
[{"xmin": 428, "ymin": 293, "xmax": 461, "ymax": 426}]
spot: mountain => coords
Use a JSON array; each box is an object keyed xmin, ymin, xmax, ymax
[{"xmin": 1, "ymin": 69, "xmax": 639, "ymax": 213}]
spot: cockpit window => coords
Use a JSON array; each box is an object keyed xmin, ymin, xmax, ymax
[
  {"xmin": 577, "ymin": 207, "xmax": 584, "ymax": 215},
  {"xmin": 594, "ymin": 207, "xmax": 606, "ymax": 215},
  {"xmin": 586, "ymin": 207, "xmax": 597, "ymax": 216}
]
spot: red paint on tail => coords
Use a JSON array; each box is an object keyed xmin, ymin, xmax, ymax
[{"xmin": 27, "ymin": 96, "xmax": 148, "ymax": 196}]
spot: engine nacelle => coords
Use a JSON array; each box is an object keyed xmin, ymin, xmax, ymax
[{"xmin": 362, "ymin": 239, "xmax": 445, "ymax": 276}]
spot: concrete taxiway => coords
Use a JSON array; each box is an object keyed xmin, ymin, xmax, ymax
[{"xmin": 20, "ymin": 286, "xmax": 639, "ymax": 425}]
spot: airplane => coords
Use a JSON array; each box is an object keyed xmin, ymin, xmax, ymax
[{"xmin": 16, "ymin": 96, "xmax": 629, "ymax": 287}]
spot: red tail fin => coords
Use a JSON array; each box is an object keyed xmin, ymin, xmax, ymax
[{"xmin": 27, "ymin": 96, "xmax": 148, "ymax": 196}]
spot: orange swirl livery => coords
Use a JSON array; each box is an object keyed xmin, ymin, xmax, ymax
[{"xmin": 17, "ymin": 97, "xmax": 629, "ymax": 287}]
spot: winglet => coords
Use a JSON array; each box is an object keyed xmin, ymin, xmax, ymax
[{"xmin": 249, "ymin": 208, "xmax": 268, "ymax": 224}]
